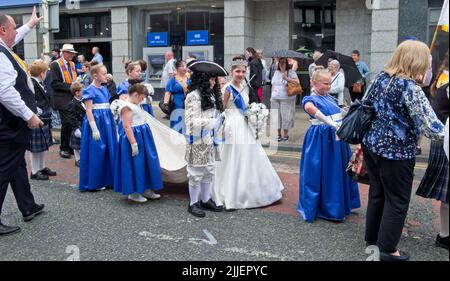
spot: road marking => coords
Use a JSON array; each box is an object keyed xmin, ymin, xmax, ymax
[
  {"xmin": 189, "ymin": 229, "xmax": 218, "ymax": 246},
  {"xmin": 223, "ymin": 247, "xmax": 293, "ymax": 261},
  {"xmin": 139, "ymin": 231, "xmax": 184, "ymax": 242}
]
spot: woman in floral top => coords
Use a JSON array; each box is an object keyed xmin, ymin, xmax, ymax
[{"xmin": 361, "ymin": 40, "xmax": 445, "ymax": 261}]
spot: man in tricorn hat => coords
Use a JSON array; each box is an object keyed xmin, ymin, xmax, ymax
[
  {"xmin": 184, "ymin": 60, "xmax": 226, "ymax": 217},
  {"xmin": 49, "ymin": 43, "xmax": 79, "ymax": 159}
]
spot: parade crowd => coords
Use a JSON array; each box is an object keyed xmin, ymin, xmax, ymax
[{"xmin": 0, "ymin": 8, "xmax": 448, "ymax": 261}]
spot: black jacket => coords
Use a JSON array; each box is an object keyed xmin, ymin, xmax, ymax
[
  {"xmin": 49, "ymin": 60, "xmax": 72, "ymax": 110},
  {"xmin": 67, "ymin": 98, "xmax": 86, "ymax": 129},
  {"xmin": 31, "ymin": 78, "xmax": 53, "ymax": 124},
  {"xmin": 248, "ymin": 57, "xmax": 264, "ymax": 88}
]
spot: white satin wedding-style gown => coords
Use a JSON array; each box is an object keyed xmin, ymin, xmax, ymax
[{"xmin": 212, "ymin": 82, "xmax": 284, "ymax": 209}]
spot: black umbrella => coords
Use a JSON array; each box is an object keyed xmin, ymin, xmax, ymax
[
  {"xmin": 266, "ymin": 49, "xmax": 308, "ymax": 59},
  {"xmin": 187, "ymin": 60, "xmax": 228, "ymax": 77},
  {"xmin": 315, "ymin": 50, "xmax": 362, "ymax": 88}
]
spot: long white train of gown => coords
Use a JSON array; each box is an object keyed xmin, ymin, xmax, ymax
[
  {"xmin": 212, "ymin": 108, "xmax": 285, "ymax": 209},
  {"xmin": 140, "ymin": 110, "xmax": 188, "ymax": 183}
]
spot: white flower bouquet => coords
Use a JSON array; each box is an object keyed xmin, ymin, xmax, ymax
[
  {"xmin": 110, "ymin": 99, "xmax": 121, "ymax": 122},
  {"xmin": 247, "ymin": 102, "xmax": 269, "ymax": 140}
]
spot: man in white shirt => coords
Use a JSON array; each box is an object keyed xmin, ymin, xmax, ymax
[
  {"xmin": 0, "ymin": 7, "xmax": 45, "ymax": 236},
  {"xmin": 160, "ymin": 51, "xmax": 176, "ymax": 89}
]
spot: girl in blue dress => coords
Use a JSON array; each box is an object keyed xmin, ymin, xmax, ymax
[
  {"xmin": 298, "ymin": 66, "xmax": 360, "ymax": 222},
  {"xmin": 114, "ymin": 84, "xmax": 163, "ymax": 203},
  {"xmin": 163, "ymin": 60, "xmax": 190, "ymax": 133},
  {"xmin": 79, "ymin": 64, "xmax": 118, "ymax": 191},
  {"xmin": 117, "ymin": 61, "xmax": 154, "ymax": 116}
]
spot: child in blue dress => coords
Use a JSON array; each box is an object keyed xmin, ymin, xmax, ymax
[
  {"xmin": 298, "ymin": 66, "xmax": 360, "ymax": 222},
  {"xmin": 114, "ymin": 84, "xmax": 163, "ymax": 203},
  {"xmin": 117, "ymin": 61, "xmax": 154, "ymax": 116},
  {"xmin": 79, "ymin": 64, "xmax": 118, "ymax": 191}
]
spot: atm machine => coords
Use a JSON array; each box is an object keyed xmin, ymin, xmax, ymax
[
  {"xmin": 182, "ymin": 45, "xmax": 214, "ymax": 61},
  {"xmin": 182, "ymin": 30, "xmax": 214, "ymax": 61},
  {"xmin": 143, "ymin": 46, "xmax": 173, "ymax": 89}
]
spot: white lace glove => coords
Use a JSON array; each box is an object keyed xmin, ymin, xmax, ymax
[
  {"xmin": 74, "ymin": 128, "xmax": 82, "ymax": 138},
  {"xmin": 314, "ymin": 110, "xmax": 339, "ymax": 129},
  {"xmin": 89, "ymin": 121, "xmax": 101, "ymax": 141},
  {"xmin": 131, "ymin": 143, "xmax": 139, "ymax": 157}
]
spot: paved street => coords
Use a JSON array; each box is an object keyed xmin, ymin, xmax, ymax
[{"xmin": 0, "ymin": 134, "xmax": 446, "ymax": 261}]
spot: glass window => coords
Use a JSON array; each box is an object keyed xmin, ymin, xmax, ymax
[
  {"xmin": 148, "ymin": 14, "xmax": 169, "ymax": 32},
  {"xmin": 54, "ymin": 13, "xmax": 111, "ymax": 39},
  {"xmin": 186, "ymin": 11, "xmax": 209, "ymax": 30}
]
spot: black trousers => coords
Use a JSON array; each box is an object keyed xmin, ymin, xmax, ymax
[
  {"xmin": 362, "ymin": 145, "xmax": 415, "ymax": 253},
  {"xmin": 0, "ymin": 143, "xmax": 37, "ymax": 219},
  {"xmin": 58, "ymin": 109, "xmax": 73, "ymax": 153}
]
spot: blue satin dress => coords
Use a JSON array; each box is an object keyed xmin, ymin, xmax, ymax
[
  {"xmin": 79, "ymin": 85, "xmax": 118, "ymax": 191},
  {"xmin": 165, "ymin": 77, "xmax": 189, "ymax": 134},
  {"xmin": 298, "ymin": 94, "xmax": 360, "ymax": 222},
  {"xmin": 114, "ymin": 103, "xmax": 163, "ymax": 195}
]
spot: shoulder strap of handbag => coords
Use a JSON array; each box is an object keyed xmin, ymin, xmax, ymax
[
  {"xmin": 362, "ymin": 75, "xmax": 395, "ymax": 101},
  {"xmin": 331, "ymin": 72, "xmax": 340, "ymax": 84}
]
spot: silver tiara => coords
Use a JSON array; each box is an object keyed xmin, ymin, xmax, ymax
[{"xmin": 231, "ymin": 59, "xmax": 248, "ymax": 67}]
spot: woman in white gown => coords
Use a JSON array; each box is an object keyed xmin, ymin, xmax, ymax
[{"xmin": 212, "ymin": 56, "xmax": 284, "ymax": 209}]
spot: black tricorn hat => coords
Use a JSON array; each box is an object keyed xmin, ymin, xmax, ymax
[{"xmin": 187, "ymin": 60, "xmax": 228, "ymax": 77}]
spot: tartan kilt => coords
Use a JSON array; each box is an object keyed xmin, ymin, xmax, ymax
[
  {"xmin": 416, "ymin": 140, "xmax": 449, "ymax": 203},
  {"xmin": 28, "ymin": 124, "xmax": 53, "ymax": 152},
  {"xmin": 69, "ymin": 129, "xmax": 81, "ymax": 150}
]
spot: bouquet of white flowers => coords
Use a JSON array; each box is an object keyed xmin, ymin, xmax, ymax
[
  {"xmin": 110, "ymin": 99, "xmax": 121, "ymax": 123},
  {"xmin": 247, "ymin": 102, "xmax": 269, "ymax": 140}
]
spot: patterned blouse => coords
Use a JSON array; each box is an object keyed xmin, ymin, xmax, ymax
[{"xmin": 362, "ymin": 71, "xmax": 444, "ymax": 160}]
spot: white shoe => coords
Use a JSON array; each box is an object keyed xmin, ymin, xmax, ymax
[
  {"xmin": 128, "ymin": 193, "xmax": 148, "ymax": 203},
  {"xmin": 143, "ymin": 189, "xmax": 161, "ymax": 200},
  {"xmin": 94, "ymin": 187, "xmax": 106, "ymax": 191}
]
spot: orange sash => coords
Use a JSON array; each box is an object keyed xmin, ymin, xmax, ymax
[{"xmin": 57, "ymin": 58, "xmax": 78, "ymax": 84}]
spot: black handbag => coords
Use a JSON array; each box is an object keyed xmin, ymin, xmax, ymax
[
  {"xmin": 336, "ymin": 99, "xmax": 375, "ymax": 144},
  {"xmin": 336, "ymin": 76, "xmax": 393, "ymax": 144},
  {"xmin": 158, "ymin": 95, "xmax": 174, "ymax": 115}
]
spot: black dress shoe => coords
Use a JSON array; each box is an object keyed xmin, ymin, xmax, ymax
[
  {"xmin": 30, "ymin": 171, "xmax": 49, "ymax": 181},
  {"xmin": 436, "ymin": 234, "xmax": 449, "ymax": 250},
  {"xmin": 59, "ymin": 150, "xmax": 71, "ymax": 159},
  {"xmin": 188, "ymin": 203, "xmax": 206, "ymax": 218},
  {"xmin": 0, "ymin": 222, "xmax": 21, "ymax": 236},
  {"xmin": 379, "ymin": 250, "xmax": 410, "ymax": 261},
  {"xmin": 23, "ymin": 204, "xmax": 45, "ymax": 222},
  {"xmin": 75, "ymin": 160, "xmax": 80, "ymax": 167},
  {"xmin": 41, "ymin": 167, "xmax": 57, "ymax": 176},
  {"xmin": 200, "ymin": 199, "xmax": 224, "ymax": 212}
]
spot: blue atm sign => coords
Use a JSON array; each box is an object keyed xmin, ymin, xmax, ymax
[
  {"xmin": 147, "ymin": 32, "xmax": 168, "ymax": 47},
  {"xmin": 186, "ymin": 30, "xmax": 209, "ymax": 46}
]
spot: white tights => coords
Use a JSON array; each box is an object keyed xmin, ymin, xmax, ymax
[{"xmin": 30, "ymin": 152, "xmax": 46, "ymax": 174}]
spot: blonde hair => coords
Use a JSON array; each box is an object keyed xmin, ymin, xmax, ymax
[
  {"xmin": 90, "ymin": 64, "xmax": 106, "ymax": 76},
  {"xmin": 311, "ymin": 66, "xmax": 330, "ymax": 82},
  {"xmin": 384, "ymin": 40, "xmax": 430, "ymax": 80},
  {"xmin": 29, "ymin": 59, "xmax": 48, "ymax": 77}
]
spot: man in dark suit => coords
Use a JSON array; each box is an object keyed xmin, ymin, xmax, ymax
[
  {"xmin": 0, "ymin": 9, "xmax": 45, "ymax": 236},
  {"xmin": 49, "ymin": 44, "xmax": 78, "ymax": 159}
]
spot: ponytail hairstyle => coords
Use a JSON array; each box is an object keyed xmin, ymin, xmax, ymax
[{"xmin": 311, "ymin": 65, "xmax": 330, "ymax": 82}]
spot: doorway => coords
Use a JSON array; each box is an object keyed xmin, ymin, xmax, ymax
[{"xmin": 72, "ymin": 42, "xmax": 112, "ymax": 74}]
